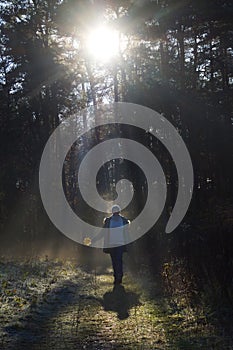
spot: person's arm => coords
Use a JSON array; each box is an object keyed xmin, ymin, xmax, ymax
[
  {"xmin": 122, "ymin": 216, "xmax": 130, "ymax": 245},
  {"xmin": 89, "ymin": 217, "xmax": 110, "ymax": 245}
]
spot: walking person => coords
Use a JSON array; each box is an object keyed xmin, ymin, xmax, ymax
[{"xmin": 103, "ymin": 205, "xmax": 130, "ymax": 285}]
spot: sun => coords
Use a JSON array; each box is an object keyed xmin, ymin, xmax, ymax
[{"xmin": 86, "ymin": 26, "xmax": 119, "ymax": 62}]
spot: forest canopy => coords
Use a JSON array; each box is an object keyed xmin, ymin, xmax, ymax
[{"xmin": 0, "ymin": 0, "xmax": 232, "ymax": 290}]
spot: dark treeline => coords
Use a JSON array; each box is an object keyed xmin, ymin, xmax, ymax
[{"xmin": 0, "ymin": 0, "xmax": 233, "ymax": 310}]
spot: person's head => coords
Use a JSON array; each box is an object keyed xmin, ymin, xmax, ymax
[{"xmin": 111, "ymin": 205, "xmax": 121, "ymax": 215}]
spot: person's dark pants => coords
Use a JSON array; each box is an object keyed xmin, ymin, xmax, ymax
[{"xmin": 110, "ymin": 246, "xmax": 124, "ymax": 283}]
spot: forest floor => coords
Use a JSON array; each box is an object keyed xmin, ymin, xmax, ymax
[{"xmin": 0, "ymin": 257, "xmax": 232, "ymax": 350}]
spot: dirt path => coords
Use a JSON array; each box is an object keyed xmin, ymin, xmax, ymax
[{"xmin": 0, "ymin": 259, "xmax": 232, "ymax": 349}]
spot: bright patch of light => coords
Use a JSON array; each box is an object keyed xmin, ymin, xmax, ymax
[{"xmin": 86, "ymin": 26, "xmax": 119, "ymax": 62}]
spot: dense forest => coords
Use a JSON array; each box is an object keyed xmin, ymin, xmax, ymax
[{"xmin": 0, "ymin": 0, "xmax": 233, "ymax": 345}]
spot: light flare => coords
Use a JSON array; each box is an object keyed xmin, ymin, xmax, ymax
[{"xmin": 86, "ymin": 26, "xmax": 119, "ymax": 61}]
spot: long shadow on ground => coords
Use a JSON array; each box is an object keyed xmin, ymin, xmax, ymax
[
  {"xmin": 3, "ymin": 268, "xmax": 142, "ymax": 350},
  {"xmin": 102, "ymin": 284, "xmax": 141, "ymax": 320}
]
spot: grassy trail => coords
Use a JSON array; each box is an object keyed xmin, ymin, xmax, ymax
[{"xmin": 0, "ymin": 258, "xmax": 232, "ymax": 349}]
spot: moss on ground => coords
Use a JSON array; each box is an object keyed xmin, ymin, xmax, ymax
[{"xmin": 0, "ymin": 257, "xmax": 232, "ymax": 349}]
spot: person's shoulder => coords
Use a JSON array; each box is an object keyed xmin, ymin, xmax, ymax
[{"xmin": 120, "ymin": 216, "xmax": 130, "ymax": 224}]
